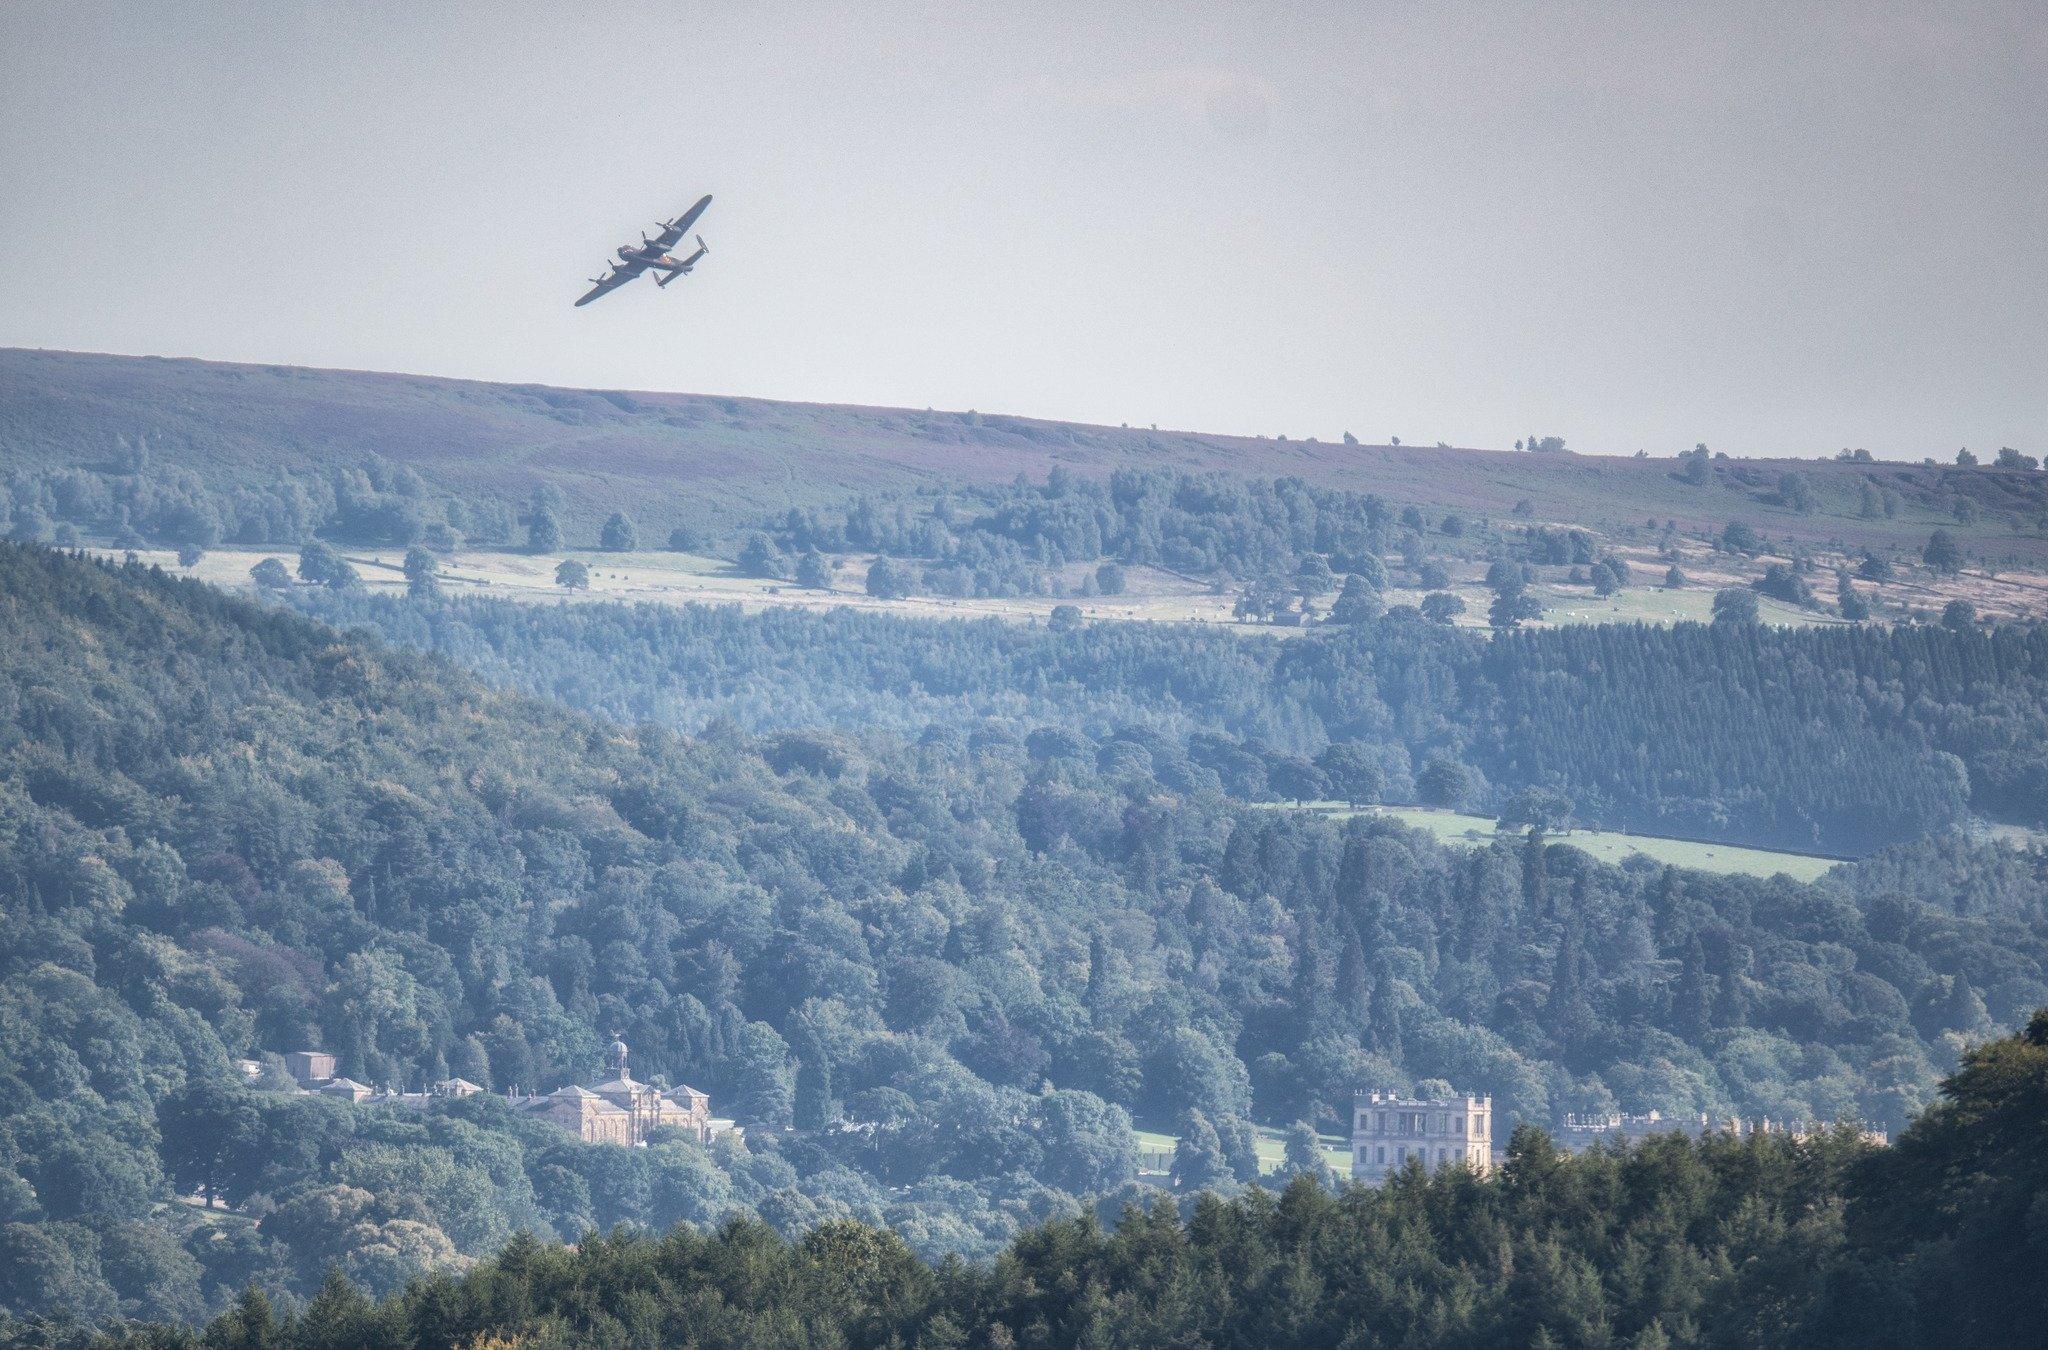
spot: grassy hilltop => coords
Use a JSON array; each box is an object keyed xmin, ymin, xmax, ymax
[{"xmin": 5, "ymin": 347, "xmax": 2044, "ymax": 560}]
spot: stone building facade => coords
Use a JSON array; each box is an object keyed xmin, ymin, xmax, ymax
[
  {"xmin": 512, "ymin": 1038, "xmax": 725, "ymax": 1146},
  {"xmin": 274, "ymin": 1038, "xmax": 731, "ymax": 1148},
  {"xmin": 1555, "ymin": 1110, "xmax": 1885, "ymax": 1152},
  {"xmin": 1351, "ymin": 1089, "xmax": 1494, "ymax": 1182}
]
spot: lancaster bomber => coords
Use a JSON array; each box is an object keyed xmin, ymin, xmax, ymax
[{"xmin": 575, "ymin": 194, "xmax": 712, "ymax": 307}]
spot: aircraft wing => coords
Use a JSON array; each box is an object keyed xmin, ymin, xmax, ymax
[
  {"xmin": 651, "ymin": 194, "xmax": 713, "ymax": 249},
  {"xmin": 574, "ymin": 263, "xmax": 643, "ymax": 308}
]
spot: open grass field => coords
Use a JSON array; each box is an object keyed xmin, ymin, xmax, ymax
[
  {"xmin": 1265, "ymin": 804, "xmax": 1848, "ymax": 881},
  {"xmin": 111, "ymin": 535, "xmax": 2040, "ymax": 635},
  {"xmin": 108, "ymin": 544, "xmax": 1277, "ymax": 632},
  {"xmin": 11, "ymin": 347, "xmax": 2047, "ymax": 567},
  {"xmin": 1135, "ymin": 1127, "xmax": 1353, "ymax": 1179}
]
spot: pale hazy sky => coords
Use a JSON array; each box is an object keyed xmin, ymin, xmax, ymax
[{"xmin": 2, "ymin": 2, "xmax": 2043, "ymax": 458}]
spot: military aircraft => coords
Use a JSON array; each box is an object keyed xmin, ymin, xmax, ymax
[{"xmin": 575, "ymin": 194, "xmax": 712, "ymax": 307}]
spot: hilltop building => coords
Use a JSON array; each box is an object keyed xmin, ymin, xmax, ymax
[
  {"xmin": 1352, "ymin": 1089, "xmax": 1494, "ymax": 1182},
  {"xmin": 510, "ymin": 1038, "xmax": 730, "ymax": 1146},
  {"xmin": 271, "ymin": 1038, "xmax": 733, "ymax": 1147},
  {"xmin": 1555, "ymin": 1110, "xmax": 1884, "ymax": 1151},
  {"xmin": 284, "ymin": 1050, "xmax": 337, "ymax": 1087}
]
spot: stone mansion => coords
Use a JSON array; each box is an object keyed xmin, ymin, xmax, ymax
[
  {"xmin": 272, "ymin": 1038, "xmax": 734, "ymax": 1147},
  {"xmin": 1351, "ymin": 1089, "xmax": 1495, "ymax": 1181}
]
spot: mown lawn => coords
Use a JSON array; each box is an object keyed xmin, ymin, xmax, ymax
[
  {"xmin": 1135, "ymin": 1127, "xmax": 1352, "ymax": 1178},
  {"xmin": 1266, "ymin": 803, "xmax": 1845, "ymax": 882}
]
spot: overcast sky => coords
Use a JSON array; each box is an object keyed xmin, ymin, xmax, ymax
[{"xmin": 2, "ymin": 2, "xmax": 2043, "ymax": 458}]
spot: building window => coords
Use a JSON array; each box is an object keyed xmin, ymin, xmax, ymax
[{"xmin": 1454, "ymin": 1115, "xmax": 1465, "ymax": 1134}]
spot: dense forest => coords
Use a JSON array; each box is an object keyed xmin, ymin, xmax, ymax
[
  {"xmin": 741, "ymin": 463, "xmax": 2048, "ymax": 602},
  {"xmin": 749, "ymin": 470, "xmax": 1432, "ymax": 599},
  {"xmin": 32, "ymin": 1010, "xmax": 2048, "ymax": 1347},
  {"xmin": 3, "ymin": 544, "xmax": 2046, "ymax": 1326},
  {"xmin": 0, "ymin": 449, "xmax": 516, "ymax": 555},
  {"xmin": 284, "ymin": 586, "xmax": 2048, "ymax": 850}
]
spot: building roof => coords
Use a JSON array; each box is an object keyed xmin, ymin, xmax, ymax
[
  {"xmin": 548, "ymin": 1084, "xmax": 628, "ymax": 1113},
  {"xmin": 320, "ymin": 1077, "xmax": 369, "ymax": 1093}
]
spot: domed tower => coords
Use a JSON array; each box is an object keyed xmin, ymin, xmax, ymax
[{"xmin": 604, "ymin": 1035, "xmax": 631, "ymax": 1080}]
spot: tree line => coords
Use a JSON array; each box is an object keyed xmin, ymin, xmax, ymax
[
  {"xmin": 2, "ymin": 545, "xmax": 2046, "ymax": 1322},
  {"xmin": 34, "ymin": 1010, "xmax": 2048, "ymax": 1348},
  {"xmin": 284, "ymin": 585, "xmax": 2048, "ymax": 850}
]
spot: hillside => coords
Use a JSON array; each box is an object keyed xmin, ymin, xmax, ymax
[
  {"xmin": 5, "ymin": 542, "xmax": 2047, "ymax": 1324},
  {"xmin": 6, "ymin": 348, "xmax": 2045, "ymax": 561},
  {"xmin": 274, "ymin": 584, "xmax": 2048, "ymax": 854},
  {"xmin": 41, "ymin": 1013, "xmax": 2048, "ymax": 1347}
]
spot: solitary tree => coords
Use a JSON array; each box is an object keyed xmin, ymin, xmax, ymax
[
  {"xmin": 1712, "ymin": 587, "xmax": 1760, "ymax": 625},
  {"xmin": 1351, "ymin": 554, "xmax": 1390, "ymax": 590},
  {"xmin": 1315, "ymin": 744, "xmax": 1383, "ymax": 808},
  {"xmin": 250, "ymin": 558, "xmax": 292, "ymax": 591},
  {"xmin": 1329, "ymin": 574, "xmax": 1384, "ymax": 625},
  {"xmin": 795, "ymin": 550, "xmax": 832, "ymax": 590},
  {"xmin": 1417, "ymin": 755, "xmax": 1472, "ymax": 809},
  {"xmin": 1268, "ymin": 757, "xmax": 1330, "ymax": 804},
  {"xmin": 527, "ymin": 507, "xmax": 564, "ymax": 554},
  {"xmin": 297, "ymin": 541, "xmax": 342, "ymax": 585},
  {"xmin": 738, "ymin": 534, "xmax": 786, "ymax": 579},
  {"xmin": 297, "ymin": 541, "xmax": 357, "ymax": 589},
  {"xmin": 1943, "ymin": 599, "xmax": 1977, "ymax": 631},
  {"xmin": 1234, "ymin": 575, "xmax": 1296, "ymax": 623},
  {"xmin": 1294, "ymin": 554, "xmax": 1335, "ymax": 601},
  {"xmin": 599, "ymin": 512, "xmax": 638, "ymax": 551},
  {"xmin": 1420, "ymin": 591, "xmax": 1465, "ymax": 624},
  {"xmin": 1488, "ymin": 586, "xmax": 1541, "ymax": 629},
  {"xmin": 554, "ymin": 559, "xmax": 589, "ymax": 590},
  {"xmin": 865, "ymin": 555, "xmax": 910, "ymax": 599},
  {"xmin": 1095, "ymin": 561, "xmax": 1127, "ymax": 596},
  {"xmin": 1837, "ymin": 573, "xmax": 1870, "ymax": 621},
  {"xmin": 402, "ymin": 546, "xmax": 440, "ymax": 599},
  {"xmin": 1169, "ymin": 1110, "xmax": 1230, "ymax": 1191},
  {"xmin": 1923, "ymin": 529, "xmax": 1964, "ymax": 575},
  {"xmin": 1281, "ymin": 1121, "xmax": 1333, "ymax": 1185},
  {"xmin": 1498, "ymin": 786, "xmax": 1574, "ymax": 834},
  {"xmin": 1719, "ymin": 520, "xmax": 1763, "ymax": 555},
  {"xmin": 1775, "ymin": 471, "xmax": 1814, "ymax": 512}
]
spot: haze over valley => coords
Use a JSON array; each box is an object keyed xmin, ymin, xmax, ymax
[{"xmin": 3, "ymin": 3, "xmax": 2047, "ymax": 1345}]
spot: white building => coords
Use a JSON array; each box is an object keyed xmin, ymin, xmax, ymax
[{"xmin": 1352, "ymin": 1089, "xmax": 1493, "ymax": 1182}]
